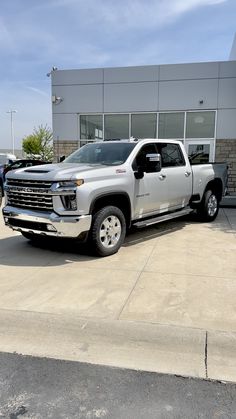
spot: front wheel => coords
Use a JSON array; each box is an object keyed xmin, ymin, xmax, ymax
[
  {"xmin": 197, "ymin": 189, "xmax": 219, "ymax": 222},
  {"xmin": 90, "ymin": 206, "xmax": 126, "ymax": 257}
]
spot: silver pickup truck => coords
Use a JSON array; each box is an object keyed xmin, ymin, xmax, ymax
[{"xmin": 2, "ymin": 139, "xmax": 227, "ymax": 256}]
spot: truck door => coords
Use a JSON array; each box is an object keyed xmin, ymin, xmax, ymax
[
  {"xmin": 157, "ymin": 142, "xmax": 192, "ymax": 211},
  {"xmin": 132, "ymin": 143, "xmax": 166, "ymax": 218},
  {"xmin": 132, "ymin": 142, "xmax": 192, "ymax": 219}
]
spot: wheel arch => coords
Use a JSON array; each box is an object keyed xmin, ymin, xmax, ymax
[
  {"xmin": 204, "ymin": 178, "xmax": 223, "ymax": 202},
  {"xmin": 89, "ymin": 192, "xmax": 132, "ymax": 228}
]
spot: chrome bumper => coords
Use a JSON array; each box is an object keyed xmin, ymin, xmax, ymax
[{"xmin": 2, "ymin": 206, "xmax": 92, "ymax": 238}]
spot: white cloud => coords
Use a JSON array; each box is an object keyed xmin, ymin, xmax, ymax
[
  {"xmin": 100, "ymin": 0, "xmax": 227, "ymax": 28},
  {"xmin": 26, "ymin": 86, "xmax": 50, "ymax": 97},
  {"xmin": 46, "ymin": 0, "xmax": 227, "ymax": 30}
]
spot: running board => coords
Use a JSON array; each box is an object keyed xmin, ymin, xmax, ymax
[{"xmin": 133, "ymin": 208, "xmax": 193, "ymax": 228}]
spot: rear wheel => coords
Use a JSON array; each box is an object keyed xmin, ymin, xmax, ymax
[
  {"xmin": 197, "ymin": 189, "xmax": 219, "ymax": 222},
  {"xmin": 90, "ymin": 206, "xmax": 126, "ymax": 257}
]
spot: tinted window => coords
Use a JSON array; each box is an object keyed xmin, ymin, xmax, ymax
[
  {"xmin": 186, "ymin": 112, "xmax": 215, "ymax": 138},
  {"xmin": 158, "ymin": 143, "xmax": 185, "ymax": 167},
  {"xmin": 133, "ymin": 143, "xmax": 158, "ymax": 171},
  {"xmin": 131, "ymin": 114, "xmax": 157, "ymax": 138},
  {"xmin": 188, "ymin": 144, "xmax": 210, "ymax": 164},
  {"xmin": 80, "ymin": 115, "xmax": 103, "ymax": 140},
  {"xmin": 104, "ymin": 115, "xmax": 129, "ymax": 140},
  {"xmin": 158, "ymin": 113, "xmax": 184, "ymax": 139}
]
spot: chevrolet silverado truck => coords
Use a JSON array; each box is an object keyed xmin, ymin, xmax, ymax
[{"xmin": 2, "ymin": 139, "xmax": 227, "ymax": 256}]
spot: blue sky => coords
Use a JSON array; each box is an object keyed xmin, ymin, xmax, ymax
[{"xmin": 0, "ymin": 0, "xmax": 235, "ymax": 151}]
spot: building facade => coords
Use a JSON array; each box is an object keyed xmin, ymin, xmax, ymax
[{"xmin": 51, "ymin": 60, "xmax": 236, "ymax": 194}]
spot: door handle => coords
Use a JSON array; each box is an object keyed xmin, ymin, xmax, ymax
[
  {"xmin": 159, "ymin": 174, "xmax": 166, "ymax": 180},
  {"xmin": 185, "ymin": 171, "xmax": 191, "ymax": 177}
]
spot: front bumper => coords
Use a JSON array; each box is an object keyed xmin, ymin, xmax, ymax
[{"xmin": 2, "ymin": 205, "xmax": 92, "ymax": 238}]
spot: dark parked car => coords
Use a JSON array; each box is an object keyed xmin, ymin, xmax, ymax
[{"xmin": 0, "ymin": 159, "xmax": 50, "ymax": 206}]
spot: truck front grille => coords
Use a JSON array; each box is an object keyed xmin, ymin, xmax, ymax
[{"xmin": 6, "ymin": 179, "xmax": 54, "ymax": 211}]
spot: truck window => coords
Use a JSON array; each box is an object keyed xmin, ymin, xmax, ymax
[
  {"xmin": 64, "ymin": 142, "xmax": 137, "ymax": 166},
  {"xmin": 132, "ymin": 144, "xmax": 158, "ymax": 171},
  {"xmin": 158, "ymin": 143, "xmax": 185, "ymax": 167}
]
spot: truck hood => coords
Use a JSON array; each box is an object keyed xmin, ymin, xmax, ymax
[{"xmin": 6, "ymin": 163, "xmax": 124, "ymax": 182}]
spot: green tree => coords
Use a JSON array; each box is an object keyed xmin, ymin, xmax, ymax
[{"xmin": 22, "ymin": 125, "xmax": 53, "ymax": 161}]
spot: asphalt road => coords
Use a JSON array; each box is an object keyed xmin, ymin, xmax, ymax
[{"xmin": 0, "ymin": 352, "xmax": 236, "ymax": 419}]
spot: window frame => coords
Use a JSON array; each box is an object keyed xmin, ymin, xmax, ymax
[
  {"xmin": 157, "ymin": 142, "xmax": 186, "ymax": 168},
  {"xmin": 78, "ymin": 110, "xmax": 217, "ymax": 161}
]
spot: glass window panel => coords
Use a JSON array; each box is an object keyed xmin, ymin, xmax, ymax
[
  {"xmin": 188, "ymin": 144, "xmax": 210, "ymax": 164},
  {"xmin": 80, "ymin": 115, "xmax": 103, "ymax": 140},
  {"xmin": 104, "ymin": 114, "xmax": 129, "ymax": 140},
  {"xmin": 158, "ymin": 143, "xmax": 185, "ymax": 167},
  {"xmin": 186, "ymin": 112, "xmax": 215, "ymax": 138},
  {"xmin": 131, "ymin": 113, "xmax": 157, "ymax": 138},
  {"xmin": 158, "ymin": 113, "xmax": 184, "ymax": 139}
]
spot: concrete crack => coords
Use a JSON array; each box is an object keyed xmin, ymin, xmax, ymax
[{"xmin": 205, "ymin": 331, "xmax": 208, "ymax": 379}]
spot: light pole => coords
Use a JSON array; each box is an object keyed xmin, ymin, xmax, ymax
[{"xmin": 6, "ymin": 110, "xmax": 17, "ymax": 155}]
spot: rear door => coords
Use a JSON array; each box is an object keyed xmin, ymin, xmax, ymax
[{"xmin": 157, "ymin": 142, "xmax": 192, "ymax": 211}]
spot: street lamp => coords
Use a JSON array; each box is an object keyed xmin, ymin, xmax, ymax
[{"xmin": 6, "ymin": 109, "xmax": 17, "ymax": 155}]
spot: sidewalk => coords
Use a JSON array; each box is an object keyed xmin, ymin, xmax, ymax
[{"xmin": 0, "ymin": 208, "xmax": 235, "ymax": 382}]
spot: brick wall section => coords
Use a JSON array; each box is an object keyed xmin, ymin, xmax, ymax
[
  {"xmin": 53, "ymin": 140, "xmax": 79, "ymax": 162},
  {"xmin": 215, "ymin": 139, "xmax": 236, "ymax": 194}
]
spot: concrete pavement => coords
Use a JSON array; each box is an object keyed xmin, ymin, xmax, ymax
[{"xmin": 0, "ymin": 208, "xmax": 235, "ymax": 381}]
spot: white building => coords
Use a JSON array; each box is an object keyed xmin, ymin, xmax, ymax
[{"xmin": 51, "ymin": 41, "xmax": 236, "ymax": 194}]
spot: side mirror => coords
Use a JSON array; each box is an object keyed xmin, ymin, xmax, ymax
[
  {"xmin": 59, "ymin": 155, "xmax": 65, "ymax": 162},
  {"xmin": 145, "ymin": 153, "xmax": 161, "ymax": 173}
]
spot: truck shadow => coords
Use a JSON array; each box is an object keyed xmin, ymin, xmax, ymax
[
  {"xmin": 0, "ymin": 217, "xmax": 189, "ymax": 268},
  {"xmin": 0, "ymin": 211, "xmax": 234, "ymax": 268}
]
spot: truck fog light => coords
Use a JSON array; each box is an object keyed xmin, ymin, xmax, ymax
[
  {"xmin": 61, "ymin": 195, "xmax": 77, "ymax": 210},
  {"xmin": 47, "ymin": 224, "xmax": 57, "ymax": 232},
  {"xmin": 4, "ymin": 217, "xmax": 9, "ymax": 223},
  {"xmin": 70, "ymin": 197, "xmax": 77, "ymax": 210}
]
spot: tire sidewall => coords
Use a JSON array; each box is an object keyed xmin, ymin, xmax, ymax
[
  {"xmin": 199, "ymin": 189, "xmax": 219, "ymax": 221},
  {"xmin": 91, "ymin": 206, "xmax": 126, "ymax": 256}
]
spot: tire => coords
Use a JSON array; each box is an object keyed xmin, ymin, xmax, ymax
[
  {"xmin": 197, "ymin": 189, "xmax": 219, "ymax": 222},
  {"xmin": 90, "ymin": 206, "xmax": 126, "ymax": 257}
]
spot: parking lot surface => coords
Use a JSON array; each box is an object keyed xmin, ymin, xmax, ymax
[{"xmin": 0, "ymin": 208, "xmax": 235, "ymax": 381}]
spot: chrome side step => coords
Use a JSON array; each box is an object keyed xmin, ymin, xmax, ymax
[{"xmin": 133, "ymin": 208, "xmax": 193, "ymax": 228}]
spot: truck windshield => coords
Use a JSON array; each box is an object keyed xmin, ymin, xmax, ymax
[{"xmin": 63, "ymin": 142, "xmax": 137, "ymax": 166}]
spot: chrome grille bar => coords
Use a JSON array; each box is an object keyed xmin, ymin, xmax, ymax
[{"xmin": 6, "ymin": 178, "xmax": 54, "ymax": 211}]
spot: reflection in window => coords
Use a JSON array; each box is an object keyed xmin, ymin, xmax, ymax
[
  {"xmin": 158, "ymin": 143, "xmax": 185, "ymax": 167},
  {"xmin": 131, "ymin": 114, "xmax": 157, "ymax": 138},
  {"xmin": 186, "ymin": 112, "xmax": 215, "ymax": 138},
  {"xmin": 80, "ymin": 115, "xmax": 103, "ymax": 140},
  {"xmin": 104, "ymin": 114, "xmax": 129, "ymax": 140},
  {"xmin": 158, "ymin": 113, "xmax": 184, "ymax": 139},
  {"xmin": 188, "ymin": 144, "xmax": 210, "ymax": 164}
]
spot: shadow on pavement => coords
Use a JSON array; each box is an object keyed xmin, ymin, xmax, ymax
[
  {"xmin": 0, "ymin": 212, "xmax": 234, "ymax": 268},
  {"xmin": 0, "ymin": 217, "xmax": 188, "ymax": 268}
]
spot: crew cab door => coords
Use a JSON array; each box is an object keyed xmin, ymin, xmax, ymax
[
  {"xmin": 157, "ymin": 142, "xmax": 192, "ymax": 211},
  {"xmin": 132, "ymin": 142, "xmax": 192, "ymax": 219},
  {"xmin": 132, "ymin": 143, "xmax": 164, "ymax": 218}
]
